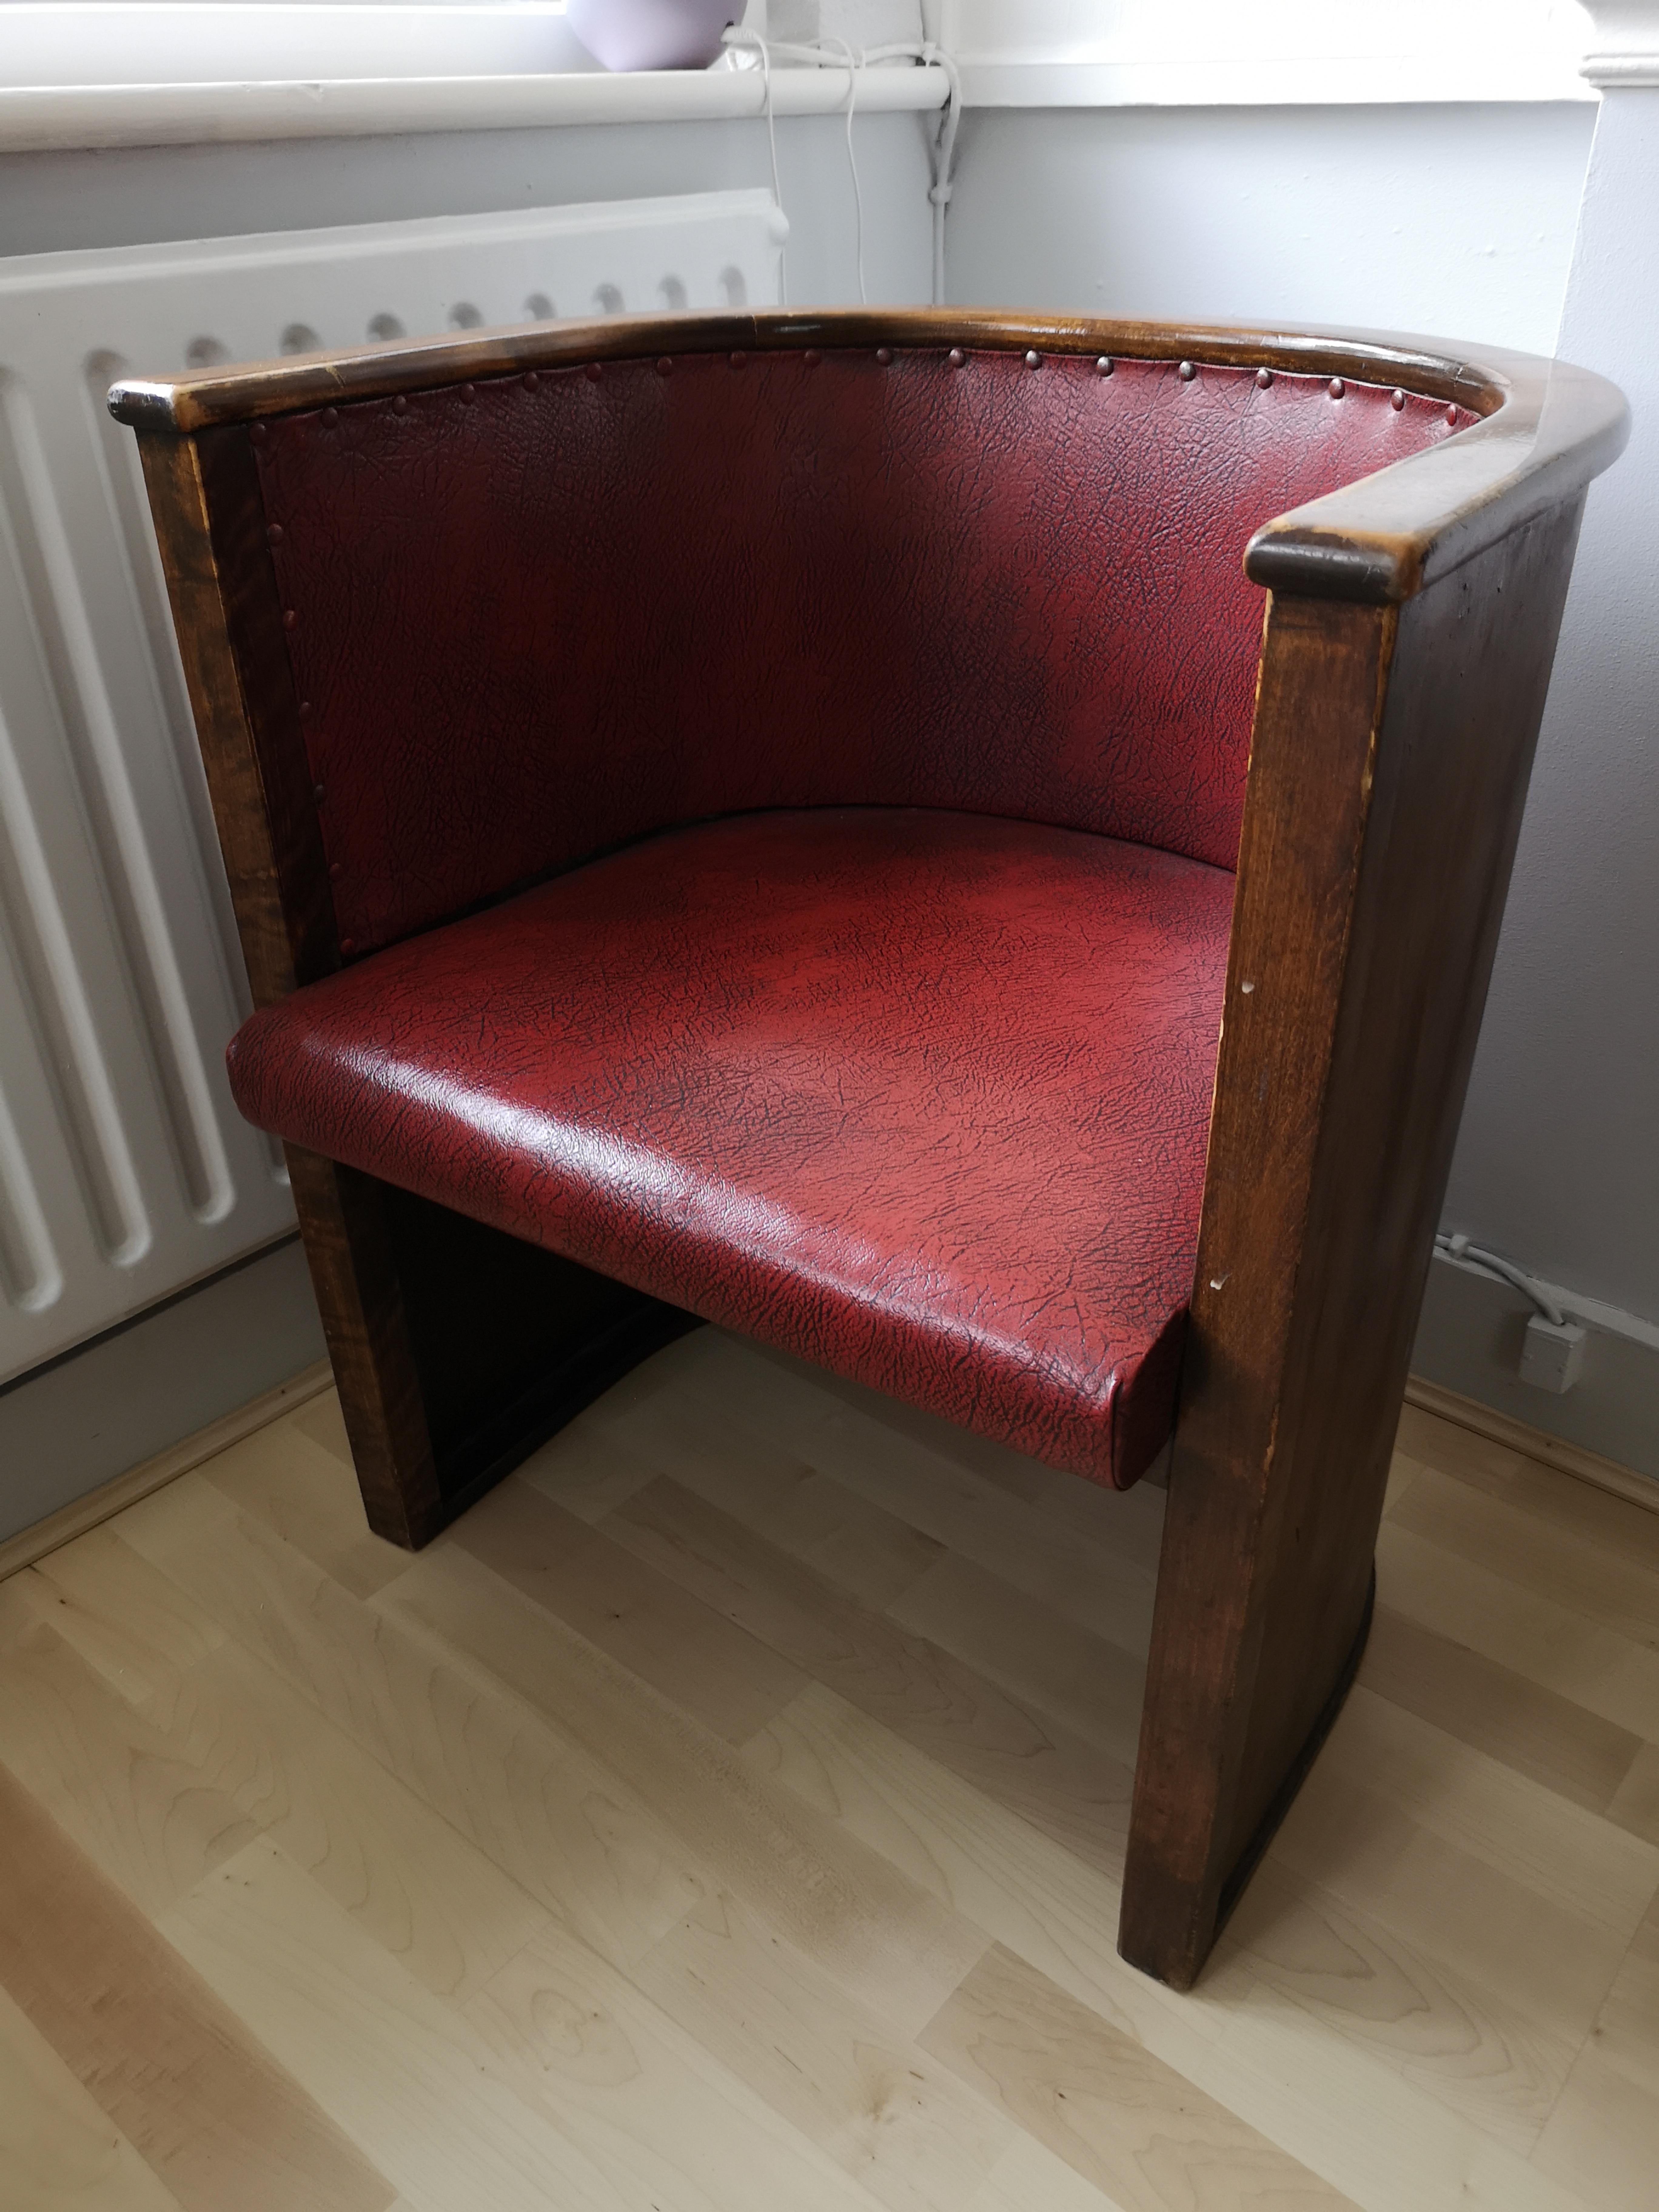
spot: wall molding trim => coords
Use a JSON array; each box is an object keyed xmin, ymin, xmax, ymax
[
  {"xmin": 1404, "ymin": 1373, "xmax": 1659, "ymax": 1515},
  {"xmin": 1580, "ymin": 1, "xmax": 1659, "ymax": 86},
  {"xmin": 0, "ymin": 1357, "xmax": 330, "ymax": 1581}
]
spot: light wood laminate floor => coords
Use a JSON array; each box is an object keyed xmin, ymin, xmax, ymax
[{"xmin": 1, "ymin": 1327, "xmax": 1655, "ymax": 2212}]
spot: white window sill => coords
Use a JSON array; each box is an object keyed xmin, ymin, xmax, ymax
[
  {"xmin": 0, "ymin": 65, "xmax": 951, "ymax": 156},
  {"xmin": 0, "ymin": 0, "xmax": 1597, "ymax": 155},
  {"xmin": 958, "ymin": 57, "xmax": 1597, "ymax": 106}
]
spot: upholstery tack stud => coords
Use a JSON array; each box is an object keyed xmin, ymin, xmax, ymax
[
  {"xmin": 460, "ymin": 383, "xmax": 475, "ymax": 402},
  {"xmin": 392, "ymin": 395, "xmax": 407, "ymax": 414},
  {"xmin": 299, "ymin": 700, "xmax": 313, "ymax": 719},
  {"xmin": 1391, "ymin": 387, "xmax": 1407, "ymax": 410},
  {"xmin": 656, "ymin": 357, "xmax": 674, "ymax": 376},
  {"xmin": 329, "ymin": 861, "xmax": 342, "ymax": 880},
  {"xmin": 1446, "ymin": 402, "xmax": 1459, "ymax": 424},
  {"xmin": 265, "ymin": 523, "xmax": 283, "ymax": 545},
  {"xmin": 1024, "ymin": 350, "xmax": 1041, "ymax": 369},
  {"xmin": 321, "ymin": 407, "xmax": 339, "ymax": 427},
  {"xmin": 1329, "ymin": 377, "xmax": 1346, "ymax": 400},
  {"xmin": 523, "ymin": 372, "xmax": 538, "ymax": 390},
  {"xmin": 948, "ymin": 347, "xmax": 966, "ymax": 368},
  {"xmin": 1255, "ymin": 367, "xmax": 1273, "ymax": 388},
  {"xmin": 876, "ymin": 347, "xmax": 893, "ymax": 365},
  {"xmin": 339, "ymin": 939, "xmax": 355, "ymax": 955},
  {"xmin": 729, "ymin": 351, "xmax": 747, "ymax": 369},
  {"xmin": 1178, "ymin": 360, "xmax": 1196, "ymax": 381},
  {"xmin": 250, "ymin": 422, "xmax": 267, "ymax": 443},
  {"xmin": 804, "ymin": 349, "xmax": 822, "ymax": 367},
  {"xmin": 312, "ymin": 783, "xmax": 324, "ymax": 803},
  {"xmin": 282, "ymin": 609, "xmax": 297, "ymax": 630},
  {"xmin": 585, "ymin": 362, "xmax": 602, "ymax": 381},
  {"xmin": 1096, "ymin": 356, "xmax": 1113, "ymax": 376}
]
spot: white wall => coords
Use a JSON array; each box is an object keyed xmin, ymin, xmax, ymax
[
  {"xmin": 0, "ymin": 109, "xmax": 937, "ymax": 303},
  {"xmin": 944, "ymin": 102, "xmax": 1594, "ymax": 354},
  {"xmin": 1441, "ymin": 87, "xmax": 1659, "ymax": 1325}
]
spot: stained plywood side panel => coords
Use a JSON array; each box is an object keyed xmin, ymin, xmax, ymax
[
  {"xmin": 134, "ymin": 432, "xmax": 295, "ymax": 1006},
  {"xmin": 279, "ymin": 1149, "xmax": 444, "ymax": 1550},
  {"xmin": 1124, "ymin": 595, "xmax": 1396, "ymax": 1984},
  {"xmin": 1233, "ymin": 500, "xmax": 1590, "ymax": 1867}
]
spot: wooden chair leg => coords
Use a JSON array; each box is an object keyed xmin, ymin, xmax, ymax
[
  {"xmin": 1118, "ymin": 1408, "xmax": 1384, "ymax": 1991},
  {"xmin": 1120, "ymin": 504, "xmax": 1589, "ymax": 1989},
  {"xmin": 285, "ymin": 1145, "xmax": 698, "ymax": 1548}
]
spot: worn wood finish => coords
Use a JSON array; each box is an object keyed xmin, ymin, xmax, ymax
[
  {"xmin": 141, "ymin": 425, "xmax": 695, "ymax": 1551},
  {"xmin": 5, "ymin": 1349, "xmax": 1658, "ymax": 2208},
  {"xmin": 111, "ymin": 309, "xmax": 1627, "ymax": 607},
  {"xmin": 279, "ymin": 1151, "xmax": 694, "ymax": 1548},
  {"xmin": 119, "ymin": 309, "xmax": 1627, "ymax": 1983},
  {"xmin": 1123, "ymin": 500, "xmax": 1591, "ymax": 1990}
]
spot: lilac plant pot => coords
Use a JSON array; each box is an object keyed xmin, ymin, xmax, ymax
[{"xmin": 565, "ymin": 0, "xmax": 739, "ymax": 71}]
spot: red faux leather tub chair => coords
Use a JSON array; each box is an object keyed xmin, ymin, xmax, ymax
[{"xmin": 112, "ymin": 311, "xmax": 1624, "ymax": 1989}]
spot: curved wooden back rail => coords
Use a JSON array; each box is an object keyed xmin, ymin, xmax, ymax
[{"xmin": 112, "ymin": 311, "xmax": 1625, "ymax": 1990}]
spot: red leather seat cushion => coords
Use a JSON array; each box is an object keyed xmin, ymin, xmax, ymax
[{"xmin": 228, "ymin": 808, "xmax": 1233, "ymax": 1487}]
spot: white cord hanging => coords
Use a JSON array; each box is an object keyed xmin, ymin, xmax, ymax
[
  {"xmin": 1434, "ymin": 1232, "xmax": 1567, "ymax": 1327},
  {"xmin": 721, "ymin": 24, "xmax": 788, "ymax": 304},
  {"xmin": 719, "ymin": 25, "xmax": 961, "ymax": 307}
]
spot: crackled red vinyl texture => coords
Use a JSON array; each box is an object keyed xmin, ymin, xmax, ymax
[
  {"xmin": 227, "ymin": 809, "xmax": 1234, "ymax": 1488},
  {"xmin": 255, "ymin": 348, "xmax": 1467, "ymax": 955}
]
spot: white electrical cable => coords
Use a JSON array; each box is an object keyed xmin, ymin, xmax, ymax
[
  {"xmin": 722, "ymin": 24, "xmax": 787, "ymax": 304},
  {"xmin": 718, "ymin": 27, "xmax": 962, "ymax": 307},
  {"xmin": 1435, "ymin": 1232, "xmax": 1567, "ymax": 1328},
  {"xmin": 813, "ymin": 34, "xmax": 867, "ymax": 305}
]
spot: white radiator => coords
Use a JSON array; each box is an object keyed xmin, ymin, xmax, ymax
[{"xmin": 0, "ymin": 188, "xmax": 786, "ymax": 1384}]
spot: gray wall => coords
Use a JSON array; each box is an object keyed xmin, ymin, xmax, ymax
[
  {"xmin": 943, "ymin": 102, "xmax": 1595, "ymax": 354},
  {"xmin": 1447, "ymin": 88, "xmax": 1658, "ymax": 1326},
  {"xmin": 0, "ymin": 108, "xmax": 938, "ymax": 298}
]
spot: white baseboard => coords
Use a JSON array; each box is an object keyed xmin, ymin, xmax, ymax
[
  {"xmin": 1403, "ymin": 1373, "xmax": 1659, "ymax": 1516},
  {"xmin": 0, "ymin": 1235, "xmax": 327, "ymax": 1546},
  {"xmin": 0, "ymin": 1355, "xmax": 331, "ymax": 1581}
]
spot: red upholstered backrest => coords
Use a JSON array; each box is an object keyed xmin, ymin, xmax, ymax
[{"xmin": 254, "ymin": 346, "xmax": 1467, "ymax": 954}]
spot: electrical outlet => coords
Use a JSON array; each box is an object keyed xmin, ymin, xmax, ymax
[{"xmin": 1520, "ymin": 1313, "xmax": 1586, "ymax": 1393}]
